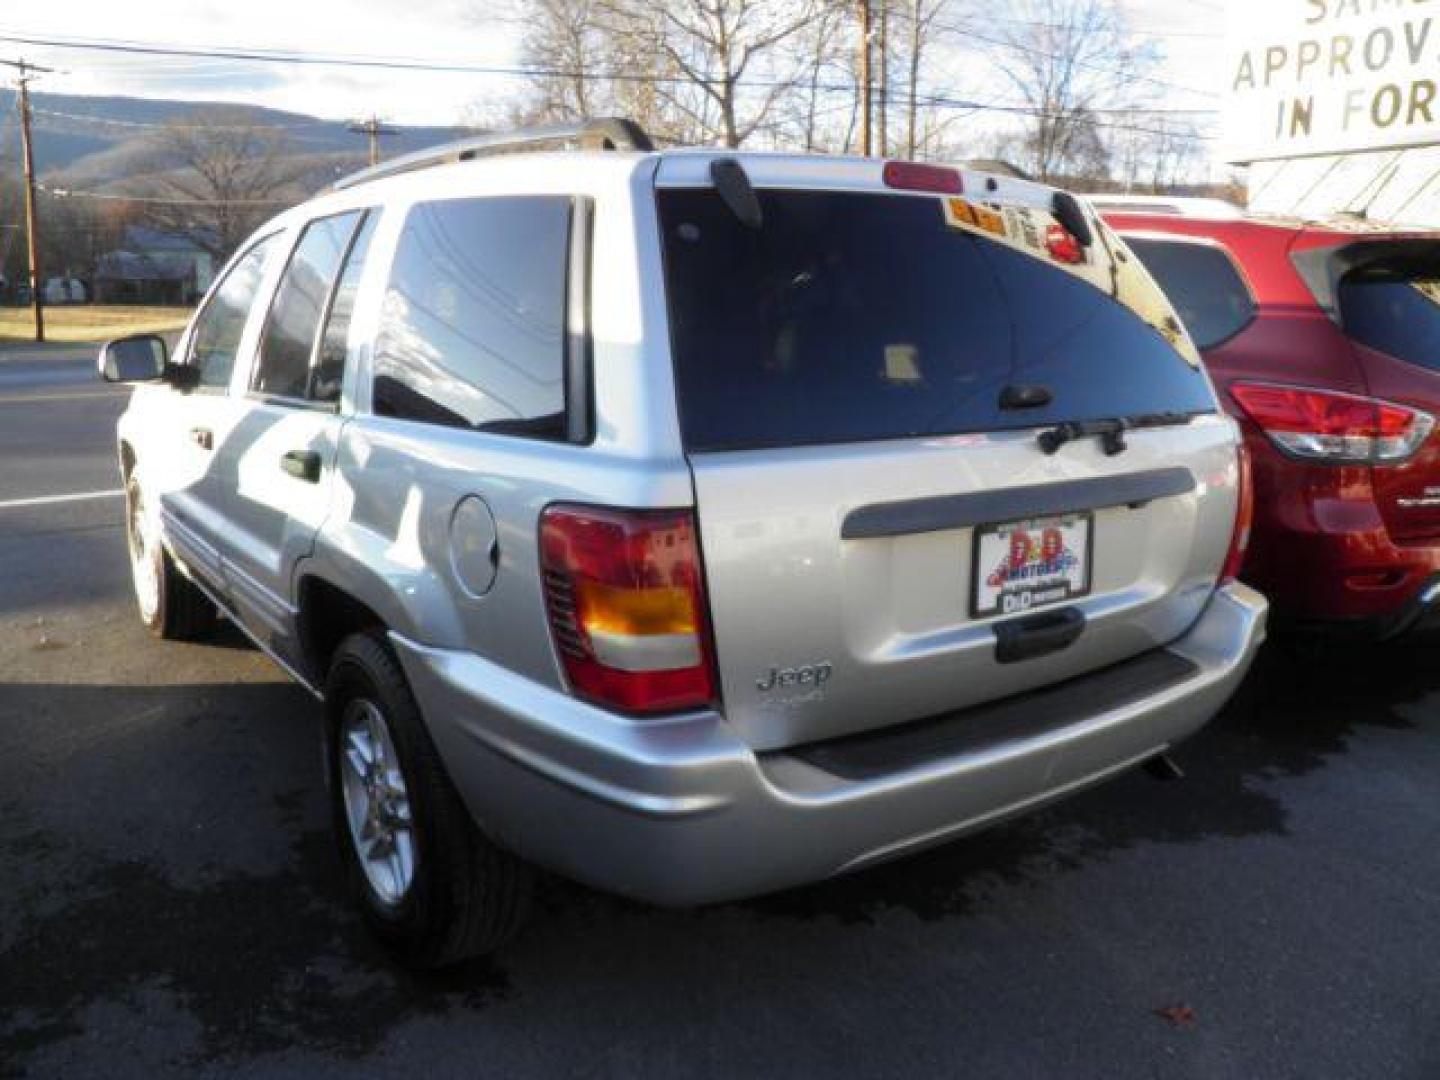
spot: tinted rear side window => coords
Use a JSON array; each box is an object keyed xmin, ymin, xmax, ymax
[
  {"xmin": 658, "ymin": 189, "xmax": 1215, "ymax": 452},
  {"xmin": 1123, "ymin": 238, "xmax": 1256, "ymax": 350},
  {"xmin": 373, "ymin": 196, "xmax": 570, "ymax": 437},
  {"xmin": 313, "ymin": 212, "xmax": 378, "ymax": 404},
  {"xmin": 254, "ymin": 210, "xmax": 364, "ymax": 400},
  {"xmin": 1340, "ymin": 269, "xmax": 1440, "ymax": 372}
]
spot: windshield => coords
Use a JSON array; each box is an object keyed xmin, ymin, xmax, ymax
[
  {"xmin": 1340, "ymin": 263, "xmax": 1440, "ymax": 372},
  {"xmin": 658, "ymin": 188, "xmax": 1216, "ymax": 452}
]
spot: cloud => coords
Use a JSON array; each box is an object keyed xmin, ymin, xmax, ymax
[{"xmin": 5, "ymin": 0, "xmax": 523, "ymax": 124}]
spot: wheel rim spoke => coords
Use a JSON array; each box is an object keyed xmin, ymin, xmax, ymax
[
  {"xmin": 127, "ymin": 486, "xmax": 160, "ymax": 619},
  {"xmin": 338, "ymin": 697, "xmax": 416, "ymax": 907}
]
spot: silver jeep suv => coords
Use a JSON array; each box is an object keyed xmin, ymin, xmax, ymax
[{"xmin": 101, "ymin": 119, "xmax": 1267, "ymax": 966}]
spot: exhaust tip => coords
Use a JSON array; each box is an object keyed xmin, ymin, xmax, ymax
[{"xmin": 1142, "ymin": 753, "xmax": 1186, "ymax": 782}]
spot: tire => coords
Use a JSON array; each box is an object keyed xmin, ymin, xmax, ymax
[
  {"xmin": 125, "ymin": 474, "xmax": 215, "ymax": 641},
  {"xmin": 325, "ymin": 631, "xmax": 533, "ymax": 967}
]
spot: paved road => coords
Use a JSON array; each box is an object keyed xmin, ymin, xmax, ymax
[{"xmin": 4, "ymin": 346, "xmax": 1440, "ymax": 1078}]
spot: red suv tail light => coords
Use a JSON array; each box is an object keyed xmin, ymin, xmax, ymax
[
  {"xmin": 1220, "ymin": 439, "xmax": 1253, "ymax": 586},
  {"xmin": 1228, "ymin": 381, "xmax": 1435, "ymax": 464},
  {"xmin": 539, "ymin": 505, "xmax": 717, "ymax": 714}
]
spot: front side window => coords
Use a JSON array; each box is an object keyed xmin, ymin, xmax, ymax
[
  {"xmin": 1123, "ymin": 237, "xmax": 1257, "ymax": 350},
  {"xmin": 189, "ymin": 235, "xmax": 280, "ymax": 390},
  {"xmin": 372, "ymin": 196, "xmax": 570, "ymax": 437},
  {"xmin": 254, "ymin": 211, "xmax": 366, "ymax": 401}
]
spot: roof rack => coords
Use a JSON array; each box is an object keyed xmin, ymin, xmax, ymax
[
  {"xmin": 330, "ymin": 117, "xmax": 654, "ymax": 192},
  {"xmin": 1082, "ymin": 194, "xmax": 1245, "ymax": 220}
]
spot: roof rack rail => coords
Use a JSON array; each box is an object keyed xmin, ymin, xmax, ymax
[
  {"xmin": 330, "ymin": 117, "xmax": 654, "ymax": 192},
  {"xmin": 1082, "ymin": 194, "xmax": 1245, "ymax": 220}
]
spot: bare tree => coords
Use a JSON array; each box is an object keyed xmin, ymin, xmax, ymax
[
  {"xmin": 41, "ymin": 192, "xmax": 133, "ymax": 284},
  {"xmin": 520, "ymin": 0, "xmax": 609, "ymax": 121},
  {"xmin": 0, "ymin": 174, "xmax": 21, "ymax": 289},
  {"xmin": 612, "ymin": 0, "xmax": 823, "ymax": 147},
  {"xmin": 136, "ymin": 115, "xmax": 310, "ymax": 260},
  {"xmin": 1102, "ymin": 110, "xmax": 1204, "ymax": 194},
  {"xmin": 512, "ymin": 0, "xmax": 823, "ymax": 147},
  {"xmin": 986, "ymin": 0, "xmax": 1153, "ymax": 183},
  {"xmin": 507, "ymin": 0, "xmax": 962, "ymax": 158},
  {"xmin": 902, "ymin": 0, "xmax": 947, "ymax": 158}
]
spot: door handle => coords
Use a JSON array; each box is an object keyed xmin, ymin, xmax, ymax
[
  {"xmin": 280, "ymin": 450, "xmax": 323, "ymax": 483},
  {"xmin": 189, "ymin": 427, "xmax": 213, "ymax": 451},
  {"xmin": 993, "ymin": 606, "xmax": 1086, "ymax": 664}
]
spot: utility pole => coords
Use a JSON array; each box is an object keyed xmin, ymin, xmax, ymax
[
  {"xmin": 857, "ymin": 0, "xmax": 872, "ymax": 157},
  {"xmin": 3, "ymin": 57, "xmax": 51, "ymax": 343},
  {"xmin": 348, "ymin": 114, "xmax": 395, "ymax": 167},
  {"xmin": 876, "ymin": 0, "xmax": 888, "ymax": 158}
]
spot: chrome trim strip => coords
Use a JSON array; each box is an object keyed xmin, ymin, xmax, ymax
[{"xmin": 841, "ymin": 467, "xmax": 1196, "ymax": 540}]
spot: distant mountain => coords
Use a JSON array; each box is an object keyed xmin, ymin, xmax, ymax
[{"xmin": 0, "ymin": 90, "xmax": 470, "ymax": 186}]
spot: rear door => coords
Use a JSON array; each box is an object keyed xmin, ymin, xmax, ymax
[
  {"xmin": 656, "ymin": 164, "xmax": 1242, "ymax": 752},
  {"xmin": 213, "ymin": 209, "xmax": 378, "ymax": 665}
]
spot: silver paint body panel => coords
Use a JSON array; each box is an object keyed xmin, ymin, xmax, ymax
[{"xmin": 394, "ymin": 582, "xmax": 1265, "ymax": 904}]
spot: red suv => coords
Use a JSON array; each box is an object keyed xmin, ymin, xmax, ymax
[{"xmin": 1098, "ymin": 199, "xmax": 1440, "ymax": 638}]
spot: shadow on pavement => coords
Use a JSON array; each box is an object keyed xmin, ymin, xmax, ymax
[{"xmin": 3, "ymin": 634, "xmax": 1438, "ymax": 1071}]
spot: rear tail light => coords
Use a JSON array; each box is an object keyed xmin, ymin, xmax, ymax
[
  {"xmin": 1228, "ymin": 381, "xmax": 1434, "ymax": 464},
  {"xmin": 882, "ymin": 160, "xmax": 963, "ymax": 194},
  {"xmin": 540, "ymin": 505, "xmax": 717, "ymax": 714},
  {"xmin": 1219, "ymin": 439, "xmax": 1253, "ymax": 586}
]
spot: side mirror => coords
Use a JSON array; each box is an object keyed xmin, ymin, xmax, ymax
[{"xmin": 98, "ymin": 334, "xmax": 168, "ymax": 384}]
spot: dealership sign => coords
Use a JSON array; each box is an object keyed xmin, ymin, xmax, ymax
[{"xmin": 1225, "ymin": 0, "xmax": 1440, "ymax": 162}]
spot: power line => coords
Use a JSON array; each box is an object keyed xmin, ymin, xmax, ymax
[
  {"xmin": 0, "ymin": 30, "xmax": 547, "ymax": 77},
  {"xmin": 37, "ymin": 183, "xmax": 291, "ymax": 207},
  {"xmin": 929, "ymin": 19, "xmax": 1220, "ymax": 100},
  {"xmin": 981, "ymin": 14, "xmax": 1223, "ymax": 41},
  {"xmin": 30, "ymin": 105, "xmax": 337, "ymax": 130},
  {"xmin": 0, "ymin": 28, "xmax": 1218, "ymax": 148},
  {"xmin": 0, "ymin": 25, "xmax": 1219, "ymax": 101}
]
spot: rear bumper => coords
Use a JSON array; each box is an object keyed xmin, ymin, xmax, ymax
[
  {"xmin": 1246, "ymin": 509, "xmax": 1440, "ymax": 639},
  {"xmin": 1274, "ymin": 572, "xmax": 1440, "ymax": 641},
  {"xmin": 394, "ymin": 581, "xmax": 1268, "ymax": 906},
  {"xmin": 1240, "ymin": 440, "xmax": 1440, "ymax": 636}
]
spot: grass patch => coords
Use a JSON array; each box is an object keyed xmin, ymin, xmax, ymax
[{"xmin": 0, "ymin": 305, "xmax": 192, "ymax": 345}]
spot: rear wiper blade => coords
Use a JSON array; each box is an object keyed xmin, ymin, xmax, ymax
[{"xmin": 1038, "ymin": 412, "xmax": 1194, "ymax": 456}]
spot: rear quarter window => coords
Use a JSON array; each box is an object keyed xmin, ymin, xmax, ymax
[
  {"xmin": 1340, "ymin": 270, "xmax": 1440, "ymax": 372},
  {"xmin": 1122, "ymin": 237, "xmax": 1256, "ymax": 350},
  {"xmin": 371, "ymin": 195, "xmax": 571, "ymax": 438}
]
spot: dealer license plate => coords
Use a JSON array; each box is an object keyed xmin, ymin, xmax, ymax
[{"xmin": 972, "ymin": 513, "xmax": 1093, "ymax": 617}]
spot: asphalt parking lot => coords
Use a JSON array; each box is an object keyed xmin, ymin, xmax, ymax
[{"xmin": 4, "ymin": 346, "xmax": 1440, "ymax": 1079}]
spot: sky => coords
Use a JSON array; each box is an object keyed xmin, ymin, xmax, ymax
[{"xmin": 0, "ymin": 0, "xmax": 1229, "ymax": 163}]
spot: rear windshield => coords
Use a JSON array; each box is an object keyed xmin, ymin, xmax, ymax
[
  {"xmin": 1340, "ymin": 265, "xmax": 1440, "ymax": 372},
  {"xmin": 658, "ymin": 188, "xmax": 1216, "ymax": 452}
]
